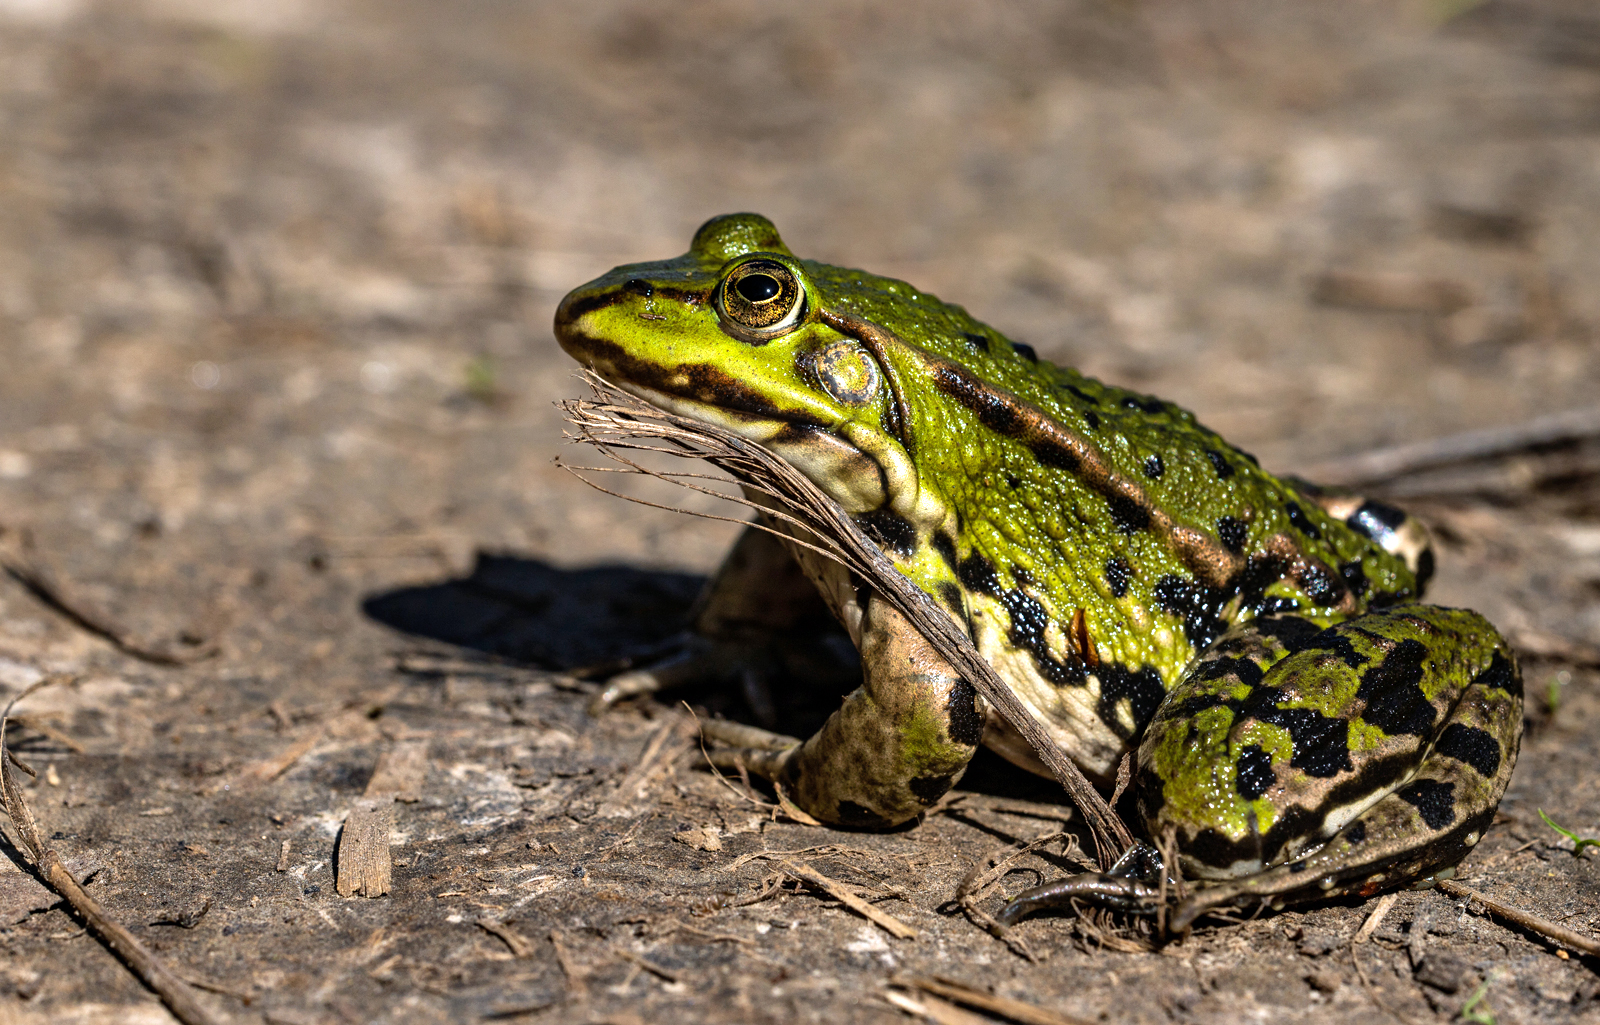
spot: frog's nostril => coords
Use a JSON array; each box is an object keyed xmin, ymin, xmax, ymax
[{"xmin": 623, "ymin": 278, "xmax": 654, "ymax": 297}]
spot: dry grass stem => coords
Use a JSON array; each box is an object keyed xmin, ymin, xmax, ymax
[
  {"xmin": 1352, "ymin": 892, "xmax": 1401, "ymax": 944},
  {"xmin": 1, "ymin": 677, "xmax": 225, "ymax": 1025},
  {"xmin": 560, "ymin": 375, "xmax": 1132, "ymax": 868},
  {"xmin": 778, "ymin": 859, "xmax": 918, "ymax": 940},
  {"xmin": 597, "ymin": 715, "xmax": 695, "ymax": 818},
  {"xmin": 477, "ymin": 918, "xmax": 538, "ymax": 958},
  {"xmin": 1438, "ymin": 878, "xmax": 1600, "ymax": 956},
  {"xmin": 897, "ymin": 974, "xmax": 1096, "ymax": 1025}
]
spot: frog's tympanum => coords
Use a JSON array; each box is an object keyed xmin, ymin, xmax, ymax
[{"xmin": 554, "ymin": 214, "xmax": 1522, "ymax": 928}]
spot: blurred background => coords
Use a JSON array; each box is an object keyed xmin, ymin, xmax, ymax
[{"xmin": 2, "ymin": 0, "xmax": 1598, "ymax": 583}]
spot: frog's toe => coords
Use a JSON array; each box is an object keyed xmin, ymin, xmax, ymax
[
  {"xmin": 586, "ymin": 632, "xmax": 754, "ymax": 715},
  {"xmin": 997, "ymin": 873, "xmax": 1163, "ymax": 926},
  {"xmin": 699, "ymin": 720, "xmax": 802, "ymax": 787}
]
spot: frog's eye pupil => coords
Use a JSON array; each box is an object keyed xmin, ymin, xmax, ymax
[{"xmin": 736, "ymin": 274, "xmax": 781, "ymax": 303}]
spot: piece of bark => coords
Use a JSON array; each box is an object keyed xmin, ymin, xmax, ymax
[{"xmin": 335, "ymin": 799, "xmax": 393, "ymax": 898}]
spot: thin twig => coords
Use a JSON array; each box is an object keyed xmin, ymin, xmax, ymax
[
  {"xmin": 896, "ymin": 974, "xmax": 1095, "ymax": 1025},
  {"xmin": 1, "ymin": 678, "xmax": 224, "ymax": 1025},
  {"xmin": 1438, "ymin": 879, "xmax": 1600, "ymax": 956},
  {"xmin": 1, "ymin": 535, "xmax": 215, "ymax": 666},
  {"xmin": 778, "ymin": 859, "xmax": 918, "ymax": 940},
  {"xmin": 1302, "ymin": 405, "xmax": 1600, "ymax": 488}
]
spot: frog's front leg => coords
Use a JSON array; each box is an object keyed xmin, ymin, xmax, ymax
[{"xmin": 709, "ymin": 592, "xmax": 986, "ymax": 828}]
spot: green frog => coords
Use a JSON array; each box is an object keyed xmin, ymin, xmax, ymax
[{"xmin": 553, "ymin": 213, "xmax": 1522, "ymax": 928}]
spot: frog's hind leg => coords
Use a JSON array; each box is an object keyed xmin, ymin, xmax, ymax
[
  {"xmin": 1137, "ymin": 605, "xmax": 1522, "ymax": 931},
  {"xmin": 589, "ymin": 525, "xmax": 840, "ymax": 714},
  {"xmin": 706, "ymin": 592, "xmax": 985, "ymax": 828}
]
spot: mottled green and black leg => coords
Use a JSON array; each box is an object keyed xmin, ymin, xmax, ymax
[
  {"xmin": 709, "ymin": 593, "xmax": 986, "ymax": 828},
  {"xmin": 1000, "ymin": 605, "xmax": 1520, "ymax": 926},
  {"xmin": 1296, "ymin": 483, "xmax": 1436, "ymax": 593},
  {"xmin": 589, "ymin": 525, "xmax": 836, "ymax": 713}
]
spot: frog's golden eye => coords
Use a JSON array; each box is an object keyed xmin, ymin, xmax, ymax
[{"xmin": 718, "ymin": 259, "xmax": 804, "ymax": 340}]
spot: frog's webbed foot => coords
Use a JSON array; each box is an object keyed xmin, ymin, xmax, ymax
[{"xmin": 996, "ymin": 842, "xmax": 1167, "ymax": 926}]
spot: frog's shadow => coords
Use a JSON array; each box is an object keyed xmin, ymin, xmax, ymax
[
  {"xmin": 360, "ymin": 551, "xmax": 856, "ymax": 730},
  {"xmin": 362, "ymin": 551, "xmax": 1089, "ymax": 810}
]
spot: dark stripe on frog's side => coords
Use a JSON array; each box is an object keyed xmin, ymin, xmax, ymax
[
  {"xmin": 566, "ymin": 334, "xmax": 827, "ymax": 426},
  {"xmin": 821, "ymin": 311, "xmax": 1246, "ymax": 588},
  {"xmin": 556, "ymin": 284, "xmax": 708, "ymax": 322}
]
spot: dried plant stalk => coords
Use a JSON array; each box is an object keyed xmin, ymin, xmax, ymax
[
  {"xmin": 1, "ymin": 678, "xmax": 224, "ymax": 1025},
  {"xmin": 558, "ymin": 373, "xmax": 1133, "ymax": 867}
]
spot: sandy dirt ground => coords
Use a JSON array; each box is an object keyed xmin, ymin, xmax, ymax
[{"xmin": 0, "ymin": 1, "xmax": 1598, "ymax": 1022}]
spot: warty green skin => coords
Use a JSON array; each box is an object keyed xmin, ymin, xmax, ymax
[{"xmin": 554, "ymin": 213, "xmax": 1523, "ymax": 915}]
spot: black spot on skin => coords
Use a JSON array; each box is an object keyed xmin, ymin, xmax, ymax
[
  {"xmin": 945, "ymin": 680, "xmax": 986, "ymax": 746},
  {"xmin": 936, "ymin": 582, "xmax": 965, "ymax": 614},
  {"xmin": 1352, "ymin": 499, "xmax": 1408, "ymax": 533},
  {"xmin": 1104, "ymin": 557, "xmax": 1133, "ymax": 599},
  {"xmin": 1298, "ymin": 561, "xmax": 1346, "ymax": 607},
  {"xmin": 1435, "ymin": 723, "xmax": 1501, "ymax": 779},
  {"xmin": 1472, "ymin": 650, "xmax": 1520, "ymax": 698},
  {"xmin": 1294, "ymin": 627, "xmax": 1369, "ymax": 669},
  {"xmin": 1095, "ymin": 663, "xmax": 1166, "ymax": 739},
  {"xmin": 1152, "ymin": 575, "xmax": 1229, "ymax": 650},
  {"xmin": 1083, "ymin": 410, "xmax": 1101, "ymax": 430},
  {"xmin": 910, "ymin": 774, "xmax": 956, "ymax": 805},
  {"xmin": 1356, "ymin": 639, "xmax": 1437, "ymax": 738},
  {"xmin": 963, "ymin": 332, "xmax": 990, "ymax": 353},
  {"xmin": 1175, "ymin": 670, "xmax": 1353, "ymax": 779},
  {"xmin": 1285, "ymin": 502, "xmax": 1322, "ymax": 540},
  {"xmin": 1012, "ymin": 342, "xmax": 1038, "ymax": 362},
  {"xmin": 957, "ymin": 554, "xmax": 1002, "ymax": 597},
  {"xmin": 1397, "ymin": 779, "xmax": 1457, "ymax": 830},
  {"xmin": 1121, "ymin": 395, "xmax": 1166, "ymax": 414},
  {"xmin": 998, "ymin": 585, "xmax": 1086, "ymax": 688},
  {"xmin": 1107, "ymin": 494, "xmax": 1151, "ymax": 534},
  {"xmin": 1217, "ymin": 516, "xmax": 1247, "ymax": 554},
  {"xmin": 1288, "ymin": 860, "xmax": 1307, "ymax": 873},
  {"xmin": 1340, "ymin": 560, "xmax": 1369, "ymax": 597},
  {"xmin": 1344, "ymin": 819, "xmax": 1366, "ymax": 845},
  {"xmin": 1235, "ymin": 745, "xmax": 1275, "ymax": 799},
  {"xmin": 932, "ymin": 533, "xmax": 960, "ymax": 574},
  {"xmin": 623, "ymin": 278, "xmax": 653, "ymax": 298},
  {"xmin": 1191, "ymin": 653, "xmax": 1265, "ymax": 689},
  {"xmin": 856, "ymin": 508, "xmax": 917, "ymax": 559},
  {"xmin": 1249, "ymin": 615, "xmax": 1323, "ymax": 653},
  {"xmin": 1205, "ymin": 449, "xmax": 1234, "ymax": 478},
  {"xmin": 1005, "ymin": 473, "xmax": 1021, "ymax": 489},
  {"xmin": 834, "ymin": 801, "xmax": 891, "ymax": 830},
  {"xmin": 1143, "ymin": 454, "xmax": 1165, "ymax": 479},
  {"xmin": 1414, "ymin": 549, "xmax": 1435, "ymax": 594},
  {"xmin": 1064, "ymin": 384, "xmax": 1100, "ymax": 406}
]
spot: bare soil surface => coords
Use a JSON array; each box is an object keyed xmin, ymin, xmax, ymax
[{"xmin": 0, "ymin": 1, "xmax": 1598, "ymax": 1023}]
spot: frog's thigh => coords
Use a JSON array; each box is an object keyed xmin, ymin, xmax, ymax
[
  {"xmin": 767, "ymin": 594, "xmax": 985, "ymax": 828},
  {"xmin": 693, "ymin": 525, "xmax": 832, "ymax": 639},
  {"xmin": 592, "ymin": 526, "xmax": 826, "ymax": 710},
  {"xmin": 1149, "ymin": 607, "xmax": 1522, "ymax": 928}
]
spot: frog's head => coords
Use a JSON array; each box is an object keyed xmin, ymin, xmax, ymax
[{"xmin": 556, "ymin": 213, "xmax": 925, "ymax": 520}]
